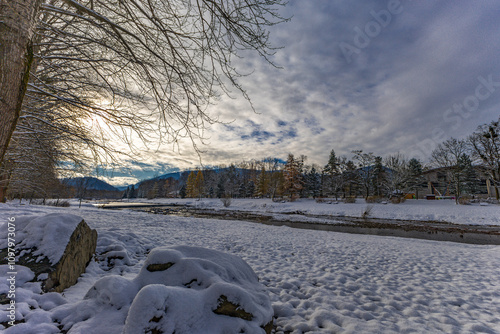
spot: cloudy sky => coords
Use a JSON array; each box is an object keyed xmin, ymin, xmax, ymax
[{"xmin": 102, "ymin": 0, "xmax": 500, "ymax": 186}]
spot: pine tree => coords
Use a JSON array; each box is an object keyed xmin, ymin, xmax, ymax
[
  {"xmin": 275, "ymin": 170, "xmax": 285, "ymax": 198},
  {"xmin": 322, "ymin": 150, "xmax": 339, "ymax": 197},
  {"xmin": 371, "ymin": 156, "xmax": 385, "ymax": 197},
  {"xmin": 216, "ymin": 178, "xmax": 225, "ymax": 198},
  {"xmin": 283, "ymin": 153, "xmax": 303, "ymax": 201},
  {"xmin": 225, "ymin": 164, "xmax": 239, "ymax": 198},
  {"xmin": 344, "ymin": 160, "xmax": 359, "ymax": 198},
  {"xmin": 246, "ymin": 180, "xmax": 255, "ymax": 198},
  {"xmin": 408, "ymin": 158, "xmax": 423, "ymax": 199},
  {"xmin": 305, "ymin": 166, "xmax": 321, "ymax": 198},
  {"xmin": 238, "ymin": 182, "xmax": 247, "ymax": 198},
  {"xmin": 194, "ymin": 170, "xmax": 205, "ymax": 199},
  {"xmin": 255, "ymin": 166, "xmax": 269, "ymax": 197},
  {"xmin": 179, "ymin": 185, "xmax": 187, "ymax": 198},
  {"xmin": 149, "ymin": 181, "xmax": 160, "ymax": 199},
  {"xmin": 186, "ymin": 171, "xmax": 196, "ymax": 198},
  {"xmin": 127, "ymin": 185, "xmax": 136, "ymax": 199}
]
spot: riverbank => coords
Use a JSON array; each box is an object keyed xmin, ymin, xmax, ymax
[{"xmin": 98, "ymin": 198, "xmax": 500, "ymax": 245}]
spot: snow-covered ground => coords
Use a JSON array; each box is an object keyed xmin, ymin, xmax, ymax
[
  {"xmin": 105, "ymin": 197, "xmax": 500, "ymax": 226},
  {"xmin": 1, "ymin": 200, "xmax": 500, "ymax": 333}
]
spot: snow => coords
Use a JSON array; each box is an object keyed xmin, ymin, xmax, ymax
[
  {"xmin": 99, "ymin": 197, "xmax": 500, "ymax": 226},
  {"xmin": 1, "ymin": 200, "xmax": 500, "ymax": 333},
  {"xmin": 49, "ymin": 245, "xmax": 273, "ymax": 333},
  {"xmin": 0, "ymin": 213, "xmax": 83, "ymax": 265}
]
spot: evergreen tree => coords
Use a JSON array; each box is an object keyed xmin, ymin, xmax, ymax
[
  {"xmin": 305, "ymin": 166, "xmax": 321, "ymax": 198},
  {"xmin": 225, "ymin": 164, "xmax": 239, "ymax": 197},
  {"xmin": 186, "ymin": 171, "xmax": 196, "ymax": 198},
  {"xmin": 408, "ymin": 158, "xmax": 424, "ymax": 199},
  {"xmin": 195, "ymin": 170, "xmax": 205, "ymax": 199},
  {"xmin": 283, "ymin": 153, "xmax": 303, "ymax": 201},
  {"xmin": 247, "ymin": 180, "xmax": 255, "ymax": 198},
  {"xmin": 127, "ymin": 185, "xmax": 136, "ymax": 199},
  {"xmin": 343, "ymin": 160, "xmax": 359, "ymax": 197},
  {"xmin": 179, "ymin": 185, "xmax": 187, "ymax": 198},
  {"xmin": 275, "ymin": 170, "xmax": 285, "ymax": 198},
  {"xmin": 255, "ymin": 166, "xmax": 269, "ymax": 197},
  {"xmin": 216, "ymin": 178, "xmax": 225, "ymax": 198},
  {"xmin": 371, "ymin": 156, "xmax": 385, "ymax": 197},
  {"xmin": 238, "ymin": 182, "xmax": 247, "ymax": 198},
  {"xmin": 322, "ymin": 150, "xmax": 339, "ymax": 197},
  {"xmin": 149, "ymin": 181, "xmax": 160, "ymax": 199}
]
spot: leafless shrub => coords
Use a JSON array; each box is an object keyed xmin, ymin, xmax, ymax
[
  {"xmin": 458, "ymin": 196, "xmax": 471, "ymax": 205},
  {"xmin": 344, "ymin": 197, "xmax": 356, "ymax": 204},
  {"xmin": 390, "ymin": 196, "xmax": 406, "ymax": 204},
  {"xmin": 221, "ymin": 196, "xmax": 232, "ymax": 208},
  {"xmin": 362, "ymin": 205, "xmax": 373, "ymax": 219}
]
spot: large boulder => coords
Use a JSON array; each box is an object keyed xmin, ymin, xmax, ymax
[
  {"xmin": 71, "ymin": 246, "xmax": 273, "ymax": 334},
  {"xmin": 123, "ymin": 246, "xmax": 274, "ymax": 334},
  {"xmin": 0, "ymin": 213, "xmax": 97, "ymax": 292}
]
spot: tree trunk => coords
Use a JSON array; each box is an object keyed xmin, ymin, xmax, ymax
[{"xmin": 0, "ymin": 0, "xmax": 41, "ymax": 164}]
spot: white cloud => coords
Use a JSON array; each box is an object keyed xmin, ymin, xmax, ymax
[{"xmin": 101, "ymin": 0, "xmax": 500, "ymax": 184}]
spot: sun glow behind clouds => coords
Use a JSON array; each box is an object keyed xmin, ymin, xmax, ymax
[{"xmin": 80, "ymin": 0, "xmax": 500, "ymax": 187}]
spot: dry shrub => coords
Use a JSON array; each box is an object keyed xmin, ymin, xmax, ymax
[
  {"xmin": 221, "ymin": 196, "xmax": 232, "ymax": 207},
  {"xmin": 366, "ymin": 196, "xmax": 383, "ymax": 203},
  {"xmin": 362, "ymin": 205, "xmax": 373, "ymax": 219},
  {"xmin": 390, "ymin": 196, "xmax": 406, "ymax": 204},
  {"xmin": 344, "ymin": 197, "xmax": 356, "ymax": 204},
  {"xmin": 30, "ymin": 199, "xmax": 70, "ymax": 207},
  {"xmin": 458, "ymin": 196, "xmax": 471, "ymax": 205}
]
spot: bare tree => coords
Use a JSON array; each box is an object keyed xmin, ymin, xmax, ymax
[
  {"xmin": 383, "ymin": 153, "xmax": 409, "ymax": 198},
  {"xmin": 0, "ymin": 0, "xmax": 41, "ymax": 164},
  {"xmin": 352, "ymin": 150, "xmax": 376, "ymax": 200},
  {"xmin": 0, "ymin": 0, "xmax": 289, "ymax": 166},
  {"xmin": 469, "ymin": 119, "xmax": 500, "ymax": 200},
  {"xmin": 431, "ymin": 138, "xmax": 468, "ymax": 204}
]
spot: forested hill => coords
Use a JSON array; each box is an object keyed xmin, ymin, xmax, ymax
[{"xmin": 61, "ymin": 177, "xmax": 118, "ymax": 191}]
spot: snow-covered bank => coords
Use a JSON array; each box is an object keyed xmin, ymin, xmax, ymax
[
  {"xmin": 103, "ymin": 197, "xmax": 500, "ymax": 226},
  {"xmin": 1, "ymin": 202, "xmax": 500, "ymax": 333}
]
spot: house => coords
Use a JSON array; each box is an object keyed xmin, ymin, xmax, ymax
[{"xmin": 421, "ymin": 166, "xmax": 496, "ymax": 199}]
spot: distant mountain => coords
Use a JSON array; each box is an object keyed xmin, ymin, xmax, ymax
[
  {"xmin": 62, "ymin": 177, "xmax": 119, "ymax": 191},
  {"xmin": 152, "ymin": 171, "xmax": 183, "ymax": 181}
]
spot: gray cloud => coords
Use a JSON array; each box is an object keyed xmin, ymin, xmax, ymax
[{"xmin": 105, "ymin": 0, "xmax": 500, "ymax": 184}]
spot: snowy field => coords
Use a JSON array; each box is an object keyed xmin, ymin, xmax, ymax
[{"xmin": 1, "ymin": 200, "xmax": 500, "ymax": 333}]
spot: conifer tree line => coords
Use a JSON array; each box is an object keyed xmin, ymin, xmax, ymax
[{"xmin": 133, "ymin": 116, "xmax": 499, "ymax": 202}]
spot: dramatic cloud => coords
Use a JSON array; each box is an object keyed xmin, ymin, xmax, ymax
[{"xmin": 106, "ymin": 0, "xmax": 500, "ymax": 186}]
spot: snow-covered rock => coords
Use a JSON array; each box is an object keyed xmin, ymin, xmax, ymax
[
  {"xmin": 0, "ymin": 213, "xmax": 97, "ymax": 292},
  {"xmin": 66, "ymin": 246, "xmax": 273, "ymax": 333}
]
